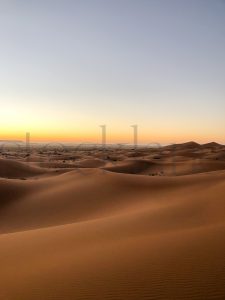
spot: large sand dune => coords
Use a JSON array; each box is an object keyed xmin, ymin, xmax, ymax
[{"xmin": 0, "ymin": 143, "xmax": 225, "ymax": 299}]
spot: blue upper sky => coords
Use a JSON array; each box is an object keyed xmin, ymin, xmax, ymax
[{"xmin": 0, "ymin": 0, "xmax": 225, "ymax": 143}]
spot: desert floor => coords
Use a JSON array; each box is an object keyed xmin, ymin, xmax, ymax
[{"xmin": 0, "ymin": 141, "xmax": 225, "ymax": 299}]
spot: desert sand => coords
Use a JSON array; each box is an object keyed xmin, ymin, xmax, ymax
[{"xmin": 0, "ymin": 142, "xmax": 225, "ymax": 299}]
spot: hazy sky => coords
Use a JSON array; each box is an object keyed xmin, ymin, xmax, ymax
[{"xmin": 0, "ymin": 0, "xmax": 225, "ymax": 143}]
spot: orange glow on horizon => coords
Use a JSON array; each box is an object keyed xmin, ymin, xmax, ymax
[{"xmin": 0, "ymin": 130, "xmax": 224, "ymax": 145}]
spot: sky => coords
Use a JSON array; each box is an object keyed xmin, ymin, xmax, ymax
[{"xmin": 0, "ymin": 0, "xmax": 225, "ymax": 144}]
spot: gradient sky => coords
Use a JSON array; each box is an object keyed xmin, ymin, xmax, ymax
[{"xmin": 0, "ymin": 0, "xmax": 225, "ymax": 144}]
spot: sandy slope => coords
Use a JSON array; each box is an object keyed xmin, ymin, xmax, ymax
[
  {"xmin": 0, "ymin": 158, "xmax": 46, "ymax": 179},
  {"xmin": 103, "ymin": 158, "xmax": 225, "ymax": 175},
  {"xmin": 0, "ymin": 144, "xmax": 225, "ymax": 299}
]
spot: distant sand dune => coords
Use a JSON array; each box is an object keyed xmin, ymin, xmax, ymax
[{"xmin": 104, "ymin": 158, "xmax": 225, "ymax": 175}]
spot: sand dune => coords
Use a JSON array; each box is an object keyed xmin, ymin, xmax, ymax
[
  {"xmin": 0, "ymin": 143, "xmax": 225, "ymax": 299},
  {"xmin": 76, "ymin": 158, "xmax": 106, "ymax": 168},
  {"xmin": 103, "ymin": 159, "xmax": 156, "ymax": 174},
  {"xmin": 104, "ymin": 158, "xmax": 225, "ymax": 175},
  {"xmin": 164, "ymin": 141, "xmax": 201, "ymax": 151},
  {"xmin": 0, "ymin": 158, "xmax": 46, "ymax": 179}
]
